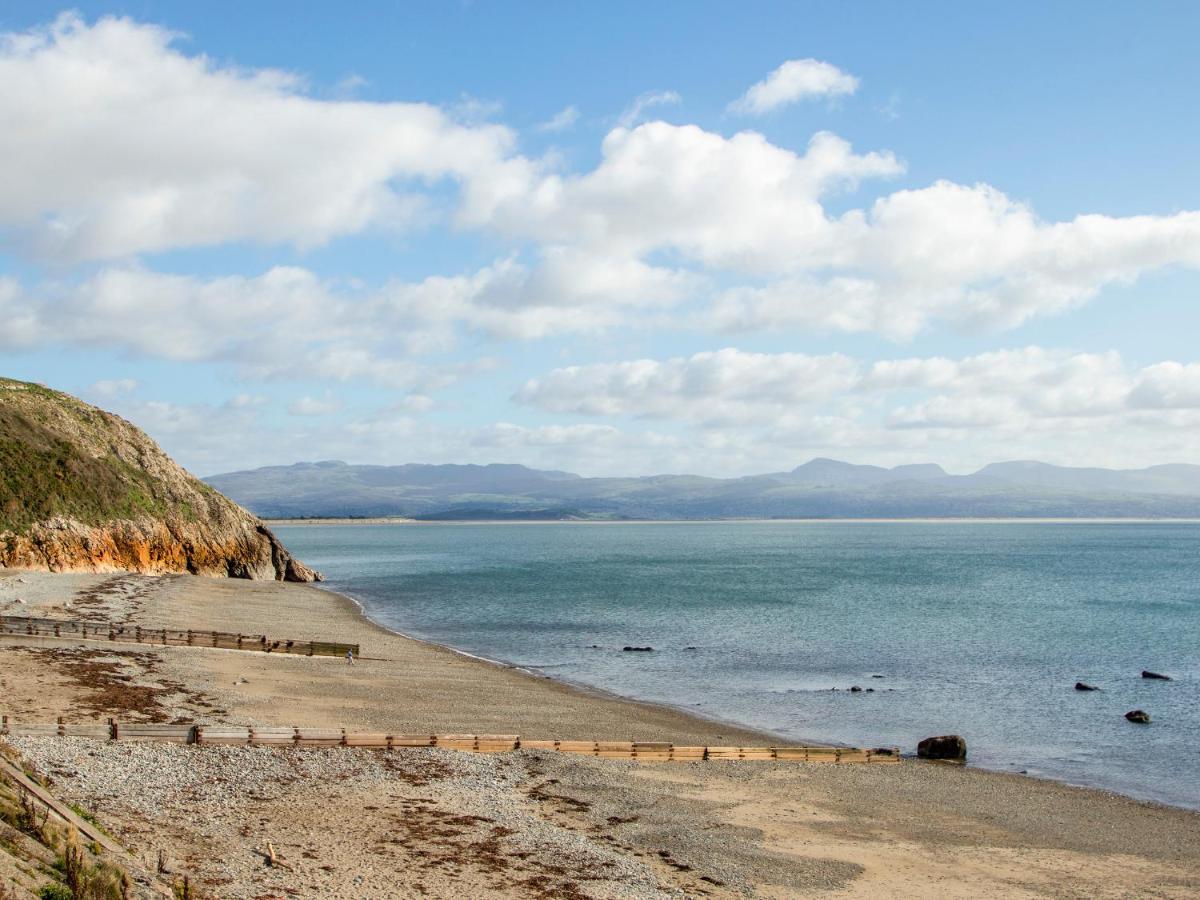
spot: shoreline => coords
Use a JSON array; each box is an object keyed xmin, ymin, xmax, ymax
[
  {"xmin": 266, "ymin": 516, "xmax": 1200, "ymax": 526},
  {"xmin": 1, "ymin": 568, "xmax": 1198, "ymax": 896},
  {"xmin": 314, "ymin": 579, "xmax": 802, "ymax": 748},
  {"xmin": 316, "ymin": 579, "xmax": 1199, "ymax": 812}
]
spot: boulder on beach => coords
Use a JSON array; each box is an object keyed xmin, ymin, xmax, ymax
[
  {"xmin": 1125, "ymin": 710, "xmax": 1151, "ymax": 724},
  {"xmin": 1141, "ymin": 670, "xmax": 1171, "ymax": 681},
  {"xmin": 1074, "ymin": 682, "xmax": 1099, "ymax": 691},
  {"xmin": 917, "ymin": 735, "xmax": 967, "ymax": 762}
]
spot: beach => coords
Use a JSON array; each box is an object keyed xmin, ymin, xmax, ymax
[{"xmin": 0, "ymin": 569, "xmax": 1198, "ymax": 898}]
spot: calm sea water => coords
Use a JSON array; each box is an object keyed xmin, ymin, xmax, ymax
[{"xmin": 276, "ymin": 522, "xmax": 1199, "ymax": 809}]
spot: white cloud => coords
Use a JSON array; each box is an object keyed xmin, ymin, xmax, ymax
[
  {"xmin": 515, "ymin": 349, "xmax": 859, "ymax": 424},
  {"xmin": 730, "ymin": 59, "xmax": 859, "ymax": 115},
  {"xmin": 87, "ymin": 378, "xmax": 140, "ymax": 397},
  {"xmin": 616, "ymin": 90, "xmax": 681, "ymax": 128},
  {"xmin": 4, "ymin": 15, "xmax": 1196, "ymax": 344},
  {"xmin": 710, "ymin": 181, "xmax": 1200, "ymax": 338},
  {"xmin": 0, "ymin": 14, "xmax": 517, "ymax": 260},
  {"xmin": 287, "ymin": 392, "xmax": 341, "ymax": 416},
  {"xmin": 474, "ymin": 124, "xmax": 903, "ymax": 273},
  {"xmin": 537, "ymin": 105, "xmax": 580, "ymax": 133},
  {"xmin": 3, "ymin": 250, "xmax": 697, "ymax": 389},
  {"xmin": 516, "ymin": 346, "xmax": 1200, "ymax": 438},
  {"xmin": 1128, "ymin": 362, "xmax": 1200, "ymax": 410}
]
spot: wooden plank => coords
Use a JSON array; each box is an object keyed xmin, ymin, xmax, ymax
[
  {"xmin": 519, "ymin": 740, "xmax": 559, "ymax": 751},
  {"xmin": 387, "ymin": 735, "xmax": 436, "ymax": 747},
  {"xmin": 554, "ymin": 741, "xmax": 599, "ymax": 753},
  {"xmin": 343, "ymin": 733, "xmax": 389, "ymax": 747},
  {"xmin": 595, "ymin": 741, "xmax": 636, "ymax": 752},
  {"xmin": 61, "ymin": 725, "xmax": 112, "ymax": 738}
]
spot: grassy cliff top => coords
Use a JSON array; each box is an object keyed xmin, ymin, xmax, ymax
[{"xmin": 0, "ymin": 377, "xmax": 225, "ymax": 534}]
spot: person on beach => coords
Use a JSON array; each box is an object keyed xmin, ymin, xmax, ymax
[{"xmin": 346, "ymin": 649, "xmax": 354, "ymax": 666}]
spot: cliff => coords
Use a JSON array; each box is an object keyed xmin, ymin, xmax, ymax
[{"xmin": 0, "ymin": 378, "xmax": 320, "ymax": 581}]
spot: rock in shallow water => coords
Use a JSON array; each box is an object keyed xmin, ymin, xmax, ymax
[
  {"xmin": 1075, "ymin": 681, "xmax": 1099, "ymax": 691},
  {"xmin": 1141, "ymin": 670, "xmax": 1171, "ymax": 681},
  {"xmin": 917, "ymin": 735, "xmax": 967, "ymax": 762},
  {"xmin": 1125, "ymin": 710, "xmax": 1151, "ymax": 724}
]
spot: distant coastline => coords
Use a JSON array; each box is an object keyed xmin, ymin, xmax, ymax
[{"xmin": 265, "ymin": 516, "xmax": 1200, "ymax": 526}]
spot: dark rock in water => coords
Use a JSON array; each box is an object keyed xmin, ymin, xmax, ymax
[
  {"xmin": 1142, "ymin": 670, "xmax": 1172, "ymax": 681},
  {"xmin": 588, "ymin": 644, "xmax": 601, "ymax": 649},
  {"xmin": 1125, "ymin": 710, "xmax": 1151, "ymax": 724},
  {"xmin": 622, "ymin": 646, "xmax": 654, "ymax": 652},
  {"xmin": 849, "ymin": 685, "xmax": 863, "ymax": 693},
  {"xmin": 865, "ymin": 688, "xmax": 875, "ymax": 692},
  {"xmin": 917, "ymin": 735, "xmax": 967, "ymax": 762},
  {"xmin": 871, "ymin": 674, "xmax": 885, "ymax": 679},
  {"xmin": 683, "ymin": 646, "xmax": 698, "ymax": 651},
  {"xmin": 1074, "ymin": 682, "xmax": 1099, "ymax": 691}
]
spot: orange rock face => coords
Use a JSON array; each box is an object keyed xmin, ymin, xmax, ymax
[{"xmin": 1, "ymin": 516, "xmax": 320, "ymax": 581}]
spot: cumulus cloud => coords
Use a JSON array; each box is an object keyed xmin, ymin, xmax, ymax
[
  {"xmin": 474, "ymin": 124, "xmax": 902, "ymax": 273},
  {"xmin": 0, "ymin": 13, "xmax": 518, "ymax": 260},
  {"xmin": 515, "ymin": 349, "xmax": 859, "ymax": 424},
  {"xmin": 516, "ymin": 346, "xmax": 1200, "ymax": 436},
  {"xmin": 2, "ymin": 249, "xmax": 697, "ymax": 388},
  {"xmin": 730, "ymin": 59, "xmax": 860, "ymax": 115},
  {"xmin": 4, "ymin": 15, "xmax": 1198, "ymax": 343},
  {"xmin": 709, "ymin": 182, "xmax": 1200, "ymax": 338}
]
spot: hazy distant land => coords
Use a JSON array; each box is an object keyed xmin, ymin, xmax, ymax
[{"xmin": 208, "ymin": 457, "xmax": 1200, "ymax": 521}]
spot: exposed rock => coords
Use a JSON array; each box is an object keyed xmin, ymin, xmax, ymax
[
  {"xmin": 917, "ymin": 735, "xmax": 967, "ymax": 762},
  {"xmin": 1141, "ymin": 670, "xmax": 1172, "ymax": 681},
  {"xmin": 0, "ymin": 377, "xmax": 319, "ymax": 582},
  {"xmin": 1075, "ymin": 682, "xmax": 1099, "ymax": 691},
  {"xmin": 1125, "ymin": 710, "xmax": 1151, "ymax": 724},
  {"xmin": 849, "ymin": 685, "xmax": 863, "ymax": 693},
  {"xmin": 622, "ymin": 646, "xmax": 654, "ymax": 652}
]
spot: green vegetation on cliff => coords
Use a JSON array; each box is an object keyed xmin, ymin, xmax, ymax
[
  {"xmin": 0, "ymin": 377, "xmax": 318, "ymax": 581},
  {"xmin": 0, "ymin": 379, "xmax": 183, "ymax": 535}
]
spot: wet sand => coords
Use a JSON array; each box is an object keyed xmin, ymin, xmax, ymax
[{"xmin": 0, "ymin": 569, "xmax": 1198, "ymax": 898}]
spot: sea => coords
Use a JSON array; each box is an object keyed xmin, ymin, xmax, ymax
[{"xmin": 275, "ymin": 521, "xmax": 1199, "ymax": 810}]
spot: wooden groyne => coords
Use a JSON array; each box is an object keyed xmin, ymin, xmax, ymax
[
  {"xmin": 0, "ymin": 614, "xmax": 358, "ymax": 658},
  {"xmin": 0, "ymin": 719, "xmax": 900, "ymax": 764}
]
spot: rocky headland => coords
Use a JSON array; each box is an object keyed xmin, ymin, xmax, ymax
[{"xmin": 0, "ymin": 378, "xmax": 318, "ymax": 581}]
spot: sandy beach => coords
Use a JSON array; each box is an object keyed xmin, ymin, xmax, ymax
[{"xmin": 0, "ymin": 569, "xmax": 1197, "ymax": 898}]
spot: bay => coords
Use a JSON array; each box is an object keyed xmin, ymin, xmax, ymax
[{"xmin": 276, "ymin": 521, "xmax": 1199, "ymax": 809}]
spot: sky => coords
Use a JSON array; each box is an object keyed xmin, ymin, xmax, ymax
[{"xmin": 2, "ymin": 2, "xmax": 1200, "ymax": 478}]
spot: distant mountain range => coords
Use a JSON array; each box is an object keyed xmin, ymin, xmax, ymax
[{"xmin": 203, "ymin": 458, "xmax": 1200, "ymax": 520}]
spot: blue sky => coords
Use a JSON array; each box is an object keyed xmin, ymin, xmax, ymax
[{"xmin": 2, "ymin": 3, "xmax": 1199, "ymax": 476}]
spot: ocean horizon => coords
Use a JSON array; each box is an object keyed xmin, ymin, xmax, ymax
[{"xmin": 277, "ymin": 520, "xmax": 1199, "ymax": 810}]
